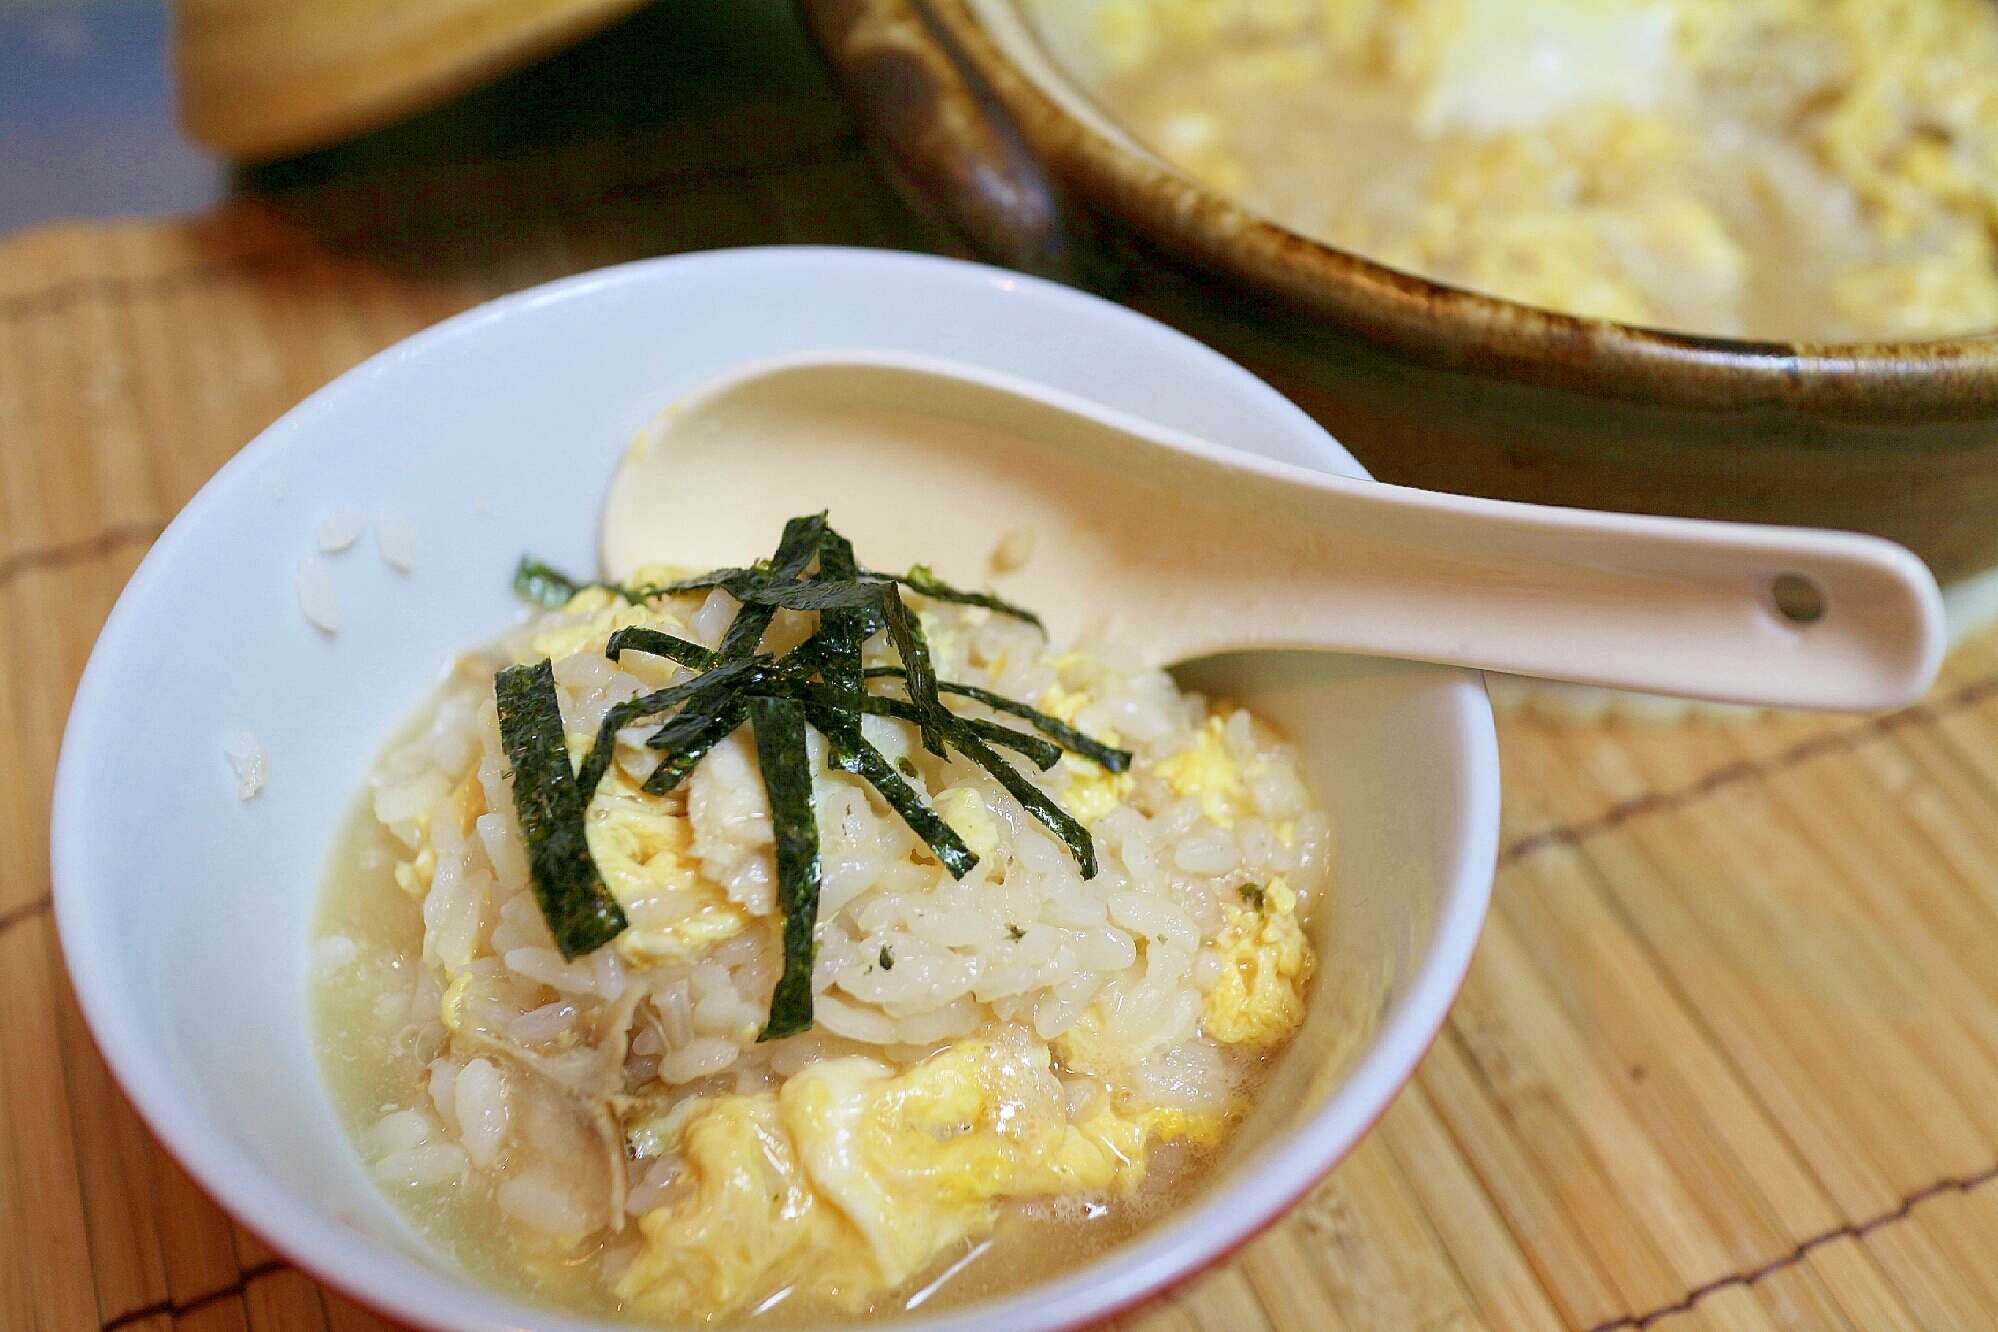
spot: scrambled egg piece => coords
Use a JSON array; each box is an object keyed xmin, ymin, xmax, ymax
[
  {"xmin": 936, "ymin": 787, "xmax": 1003, "ymax": 859},
  {"xmin": 617, "ymin": 1037, "xmax": 1209, "ymax": 1315},
  {"xmin": 1034, "ymin": 678, "xmax": 1137, "ymax": 823},
  {"xmin": 616, "ymin": 1096, "xmax": 874, "ymax": 1317},
  {"xmin": 1057, "ymin": 753, "xmax": 1136, "ymax": 824},
  {"xmin": 588, "ymin": 762, "xmax": 751, "ymax": 967},
  {"xmin": 1036, "ymin": 678, "xmax": 1091, "ymax": 727},
  {"xmin": 787, "ymin": 1041, "xmax": 1124, "ymax": 1285},
  {"xmin": 1073, "ymin": 1096, "xmax": 1221, "ymax": 1173},
  {"xmin": 1154, "ymin": 714, "xmax": 1252, "ymax": 827},
  {"xmin": 1204, "ymin": 876, "xmax": 1314, "ymax": 1046}
]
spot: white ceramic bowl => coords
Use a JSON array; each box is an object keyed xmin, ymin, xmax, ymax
[{"xmin": 52, "ymin": 247, "xmax": 1498, "ymax": 1332}]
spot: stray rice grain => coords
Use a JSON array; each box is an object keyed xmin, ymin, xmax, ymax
[
  {"xmin": 225, "ymin": 730, "xmax": 268, "ymax": 798},
  {"xmin": 297, "ymin": 557, "xmax": 341, "ymax": 633},
  {"xmin": 318, "ymin": 509, "xmax": 367, "ymax": 553},
  {"xmin": 377, "ymin": 510, "xmax": 419, "ymax": 573}
]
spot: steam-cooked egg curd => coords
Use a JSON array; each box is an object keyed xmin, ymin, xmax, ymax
[
  {"xmin": 1031, "ymin": 0, "xmax": 1998, "ymax": 341},
  {"xmin": 313, "ymin": 570, "xmax": 1330, "ymax": 1323}
]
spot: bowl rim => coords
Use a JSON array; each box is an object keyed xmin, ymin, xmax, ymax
[
  {"xmin": 927, "ymin": 0, "xmax": 1998, "ymax": 420},
  {"xmin": 51, "ymin": 244, "xmax": 1500, "ymax": 1332}
]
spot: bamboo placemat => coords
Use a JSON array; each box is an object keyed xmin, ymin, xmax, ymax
[{"xmin": 10, "ymin": 89, "xmax": 1998, "ymax": 1332}]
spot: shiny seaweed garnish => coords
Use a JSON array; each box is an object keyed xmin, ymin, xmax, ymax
[
  {"xmin": 501, "ymin": 515, "xmax": 1135, "ymax": 1036},
  {"xmin": 749, "ymin": 695, "xmax": 822, "ymax": 1041},
  {"xmin": 493, "ymin": 661, "xmax": 629, "ymax": 960},
  {"xmin": 513, "ymin": 557, "xmax": 679, "ymax": 610},
  {"xmin": 861, "ymin": 668, "xmax": 1130, "ymax": 773},
  {"xmin": 605, "ymin": 626, "xmax": 712, "ymax": 670},
  {"xmin": 875, "ymin": 563, "xmax": 1043, "ymax": 630}
]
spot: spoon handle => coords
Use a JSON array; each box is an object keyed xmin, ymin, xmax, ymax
[
  {"xmin": 1162, "ymin": 470, "xmax": 1944, "ymax": 712},
  {"xmin": 604, "ymin": 351, "xmax": 1945, "ymax": 713}
]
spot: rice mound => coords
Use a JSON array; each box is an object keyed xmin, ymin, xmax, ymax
[{"xmin": 338, "ymin": 573, "xmax": 1331, "ymax": 1318}]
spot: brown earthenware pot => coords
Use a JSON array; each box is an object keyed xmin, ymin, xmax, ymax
[{"xmin": 800, "ymin": 0, "xmax": 1998, "ymax": 583}]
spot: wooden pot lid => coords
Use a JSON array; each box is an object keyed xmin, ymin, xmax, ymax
[{"xmin": 175, "ymin": 0, "xmax": 655, "ymax": 161}]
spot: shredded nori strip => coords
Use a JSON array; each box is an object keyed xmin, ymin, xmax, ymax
[
  {"xmin": 949, "ymin": 724, "xmax": 1100, "ymax": 878},
  {"xmin": 628, "ymin": 656, "xmax": 769, "ymax": 742},
  {"xmin": 639, "ymin": 545, "xmax": 1036, "ymax": 627},
  {"xmin": 812, "ymin": 528, "xmax": 868, "ymax": 694},
  {"xmin": 879, "ymin": 586, "xmax": 947, "ymax": 758},
  {"xmin": 605, "ymin": 626, "xmax": 712, "ymax": 669},
  {"xmin": 714, "ymin": 598, "xmax": 773, "ymax": 661},
  {"xmin": 642, "ymin": 567, "xmax": 741, "ymax": 595},
  {"xmin": 864, "ymin": 667, "xmax": 1131, "ymax": 773},
  {"xmin": 494, "ymin": 661, "xmax": 628, "ymax": 959},
  {"xmin": 808, "ymin": 705, "xmax": 978, "ymax": 879},
  {"xmin": 641, "ymin": 698, "xmax": 746, "ymax": 795},
  {"xmin": 514, "ymin": 556, "xmax": 668, "ymax": 609},
  {"xmin": 749, "ymin": 696, "xmax": 822, "ymax": 1041},
  {"xmin": 873, "ymin": 564, "xmax": 1044, "ymax": 629},
  {"xmin": 714, "ymin": 513, "xmax": 827, "ymax": 662},
  {"xmin": 940, "ymin": 716, "xmax": 1061, "ymax": 771},
  {"xmin": 573, "ymin": 655, "xmax": 767, "ymax": 800},
  {"xmin": 512, "ymin": 557, "xmax": 586, "ymax": 609},
  {"xmin": 771, "ymin": 513, "xmax": 832, "ymax": 573},
  {"xmin": 732, "ymin": 578, "xmax": 896, "ymax": 612},
  {"xmin": 498, "ymin": 513, "xmax": 1119, "ymax": 1010},
  {"xmin": 790, "ymin": 684, "xmax": 1060, "ymax": 770}
]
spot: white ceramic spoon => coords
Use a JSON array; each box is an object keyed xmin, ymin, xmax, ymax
[{"xmin": 601, "ymin": 350, "xmax": 1945, "ymax": 712}]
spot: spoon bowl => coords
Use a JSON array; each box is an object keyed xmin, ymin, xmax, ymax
[{"xmin": 604, "ymin": 349, "xmax": 1946, "ymax": 712}]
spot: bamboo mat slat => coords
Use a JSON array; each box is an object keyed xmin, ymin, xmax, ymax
[{"xmin": 10, "ymin": 85, "xmax": 1998, "ymax": 1332}]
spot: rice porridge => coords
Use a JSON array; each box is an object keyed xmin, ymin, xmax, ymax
[
  {"xmin": 312, "ymin": 514, "xmax": 1332, "ymax": 1323},
  {"xmin": 1028, "ymin": 0, "xmax": 1998, "ymax": 341}
]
